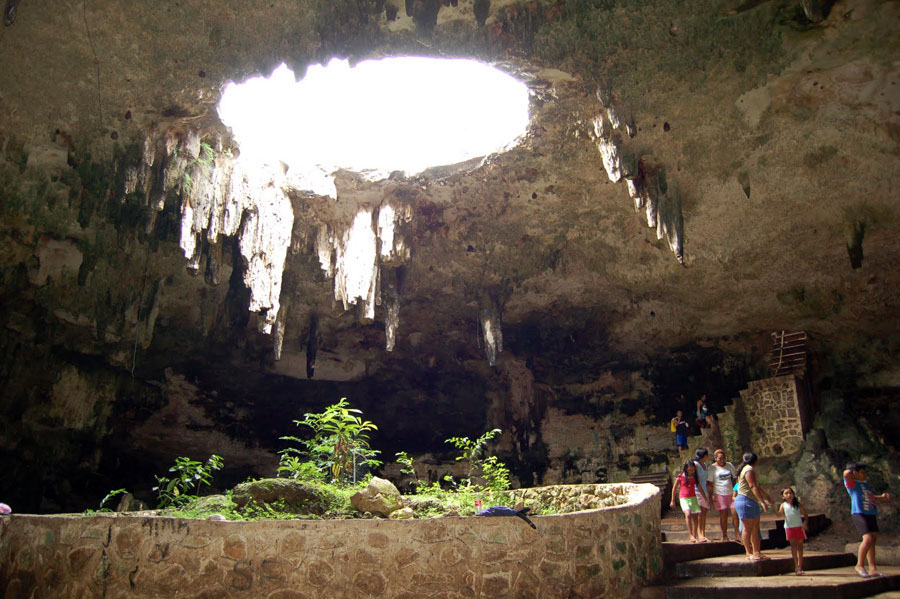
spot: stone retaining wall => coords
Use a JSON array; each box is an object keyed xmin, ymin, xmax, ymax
[
  {"xmin": 737, "ymin": 375, "xmax": 807, "ymax": 457},
  {"xmin": 0, "ymin": 483, "xmax": 662, "ymax": 599}
]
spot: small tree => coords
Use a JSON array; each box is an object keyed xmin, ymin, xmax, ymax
[
  {"xmin": 280, "ymin": 398, "xmax": 381, "ymax": 485},
  {"xmin": 153, "ymin": 455, "xmax": 223, "ymax": 508},
  {"xmin": 445, "ymin": 428, "xmax": 510, "ymax": 491}
]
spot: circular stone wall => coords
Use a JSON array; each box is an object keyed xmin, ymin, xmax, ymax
[{"xmin": 0, "ymin": 483, "xmax": 662, "ymax": 599}]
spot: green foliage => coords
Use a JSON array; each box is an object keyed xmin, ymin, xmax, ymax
[
  {"xmin": 181, "ymin": 141, "xmax": 216, "ymax": 195},
  {"xmin": 99, "ymin": 488, "xmax": 128, "ymax": 511},
  {"xmin": 445, "ymin": 428, "xmax": 510, "ymax": 493},
  {"xmin": 395, "ymin": 450, "xmax": 421, "ymax": 492},
  {"xmin": 276, "ymin": 455, "xmax": 324, "ymax": 483},
  {"xmin": 152, "ymin": 455, "xmax": 223, "ymax": 508},
  {"xmin": 481, "ymin": 455, "xmax": 512, "ymax": 492},
  {"xmin": 279, "ymin": 398, "xmax": 381, "ymax": 486}
]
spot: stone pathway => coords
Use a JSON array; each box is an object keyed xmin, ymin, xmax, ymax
[{"xmin": 643, "ymin": 512, "xmax": 900, "ymax": 599}]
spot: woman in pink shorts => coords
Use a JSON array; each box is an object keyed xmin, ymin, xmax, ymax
[{"xmin": 707, "ymin": 449, "xmax": 740, "ymax": 542}]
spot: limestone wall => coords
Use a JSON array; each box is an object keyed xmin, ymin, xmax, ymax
[
  {"xmin": 0, "ymin": 483, "xmax": 662, "ymax": 599},
  {"xmin": 737, "ymin": 375, "xmax": 806, "ymax": 457}
]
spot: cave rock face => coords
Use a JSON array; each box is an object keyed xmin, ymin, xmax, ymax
[{"xmin": 0, "ymin": 0, "xmax": 899, "ymax": 513}]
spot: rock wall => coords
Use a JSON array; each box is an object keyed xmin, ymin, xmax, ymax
[
  {"xmin": 0, "ymin": 484, "xmax": 662, "ymax": 599},
  {"xmin": 736, "ymin": 375, "xmax": 807, "ymax": 457}
]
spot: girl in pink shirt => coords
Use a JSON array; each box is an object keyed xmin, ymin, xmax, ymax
[{"xmin": 670, "ymin": 460, "xmax": 709, "ymax": 543}]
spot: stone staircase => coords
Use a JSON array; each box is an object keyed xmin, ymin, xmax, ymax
[{"xmin": 641, "ymin": 512, "xmax": 900, "ymax": 599}]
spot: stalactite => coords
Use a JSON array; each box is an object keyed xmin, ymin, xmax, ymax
[
  {"xmin": 382, "ymin": 267, "xmax": 402, "ymax": 352},
  {"xmin": 592, "ymin": 116, "xmax": 623, "ymax": 183},
  {"xmin": 319, "ymin": 200, "xmax": 412, "ymax": 341},
  {"xmin": 273, "ymin": 302, "xmax": 288, "ymax": 361},
  {"xmin": 593, "ymin": 88, "xmax": 684, "ymax": 264},
  {"xmin": 306, "ymin": 314, "xmax": 318, "ymax": 378},
  {"xmin": 237, "ymin": 180, "xmax": 293, "ymax": 335},
  {"xmin": 480, "ymin": 295, "xmax": 503, "ymax": 367},
  {"xmin": 332, "ymin": 208, "xmax": 379, "ymax": 322},
  {"xmin": 171, "ymin": 134, "xmax": 294, "ymax": 336}
]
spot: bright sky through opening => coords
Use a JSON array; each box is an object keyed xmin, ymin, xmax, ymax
[{"xmin": 218, "ymin": 57, "xmax": 530, "ymax": 196}]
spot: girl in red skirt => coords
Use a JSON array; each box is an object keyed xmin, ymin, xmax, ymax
[{"xmin": 777, "ymin": 487, "xmax": 809, "ymax": 574}]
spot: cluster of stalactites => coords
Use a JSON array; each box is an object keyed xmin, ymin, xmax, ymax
[
  {"xmin": 480, "ymin": 295, "xmax": 503, "ymax": 367},
  {"xmin": 124, "ymin": 128, "xmax": 295, "ymax": 337},
  {"xmin": 316, "ymin": 201, "xmax": 412, "ymax": 351},
  {"xmin": 592, "ymin": 86, "xmax": 684, "ymax": 263}
]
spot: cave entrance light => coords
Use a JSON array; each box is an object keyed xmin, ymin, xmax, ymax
[{"xmin": 217, "ymin": 57, "xmax": 531, "ymax": 198}]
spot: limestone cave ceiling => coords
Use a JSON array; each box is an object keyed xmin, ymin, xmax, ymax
[{"xmin": 1, "ymin": 0, "xmax": 899, "ymax": 487}]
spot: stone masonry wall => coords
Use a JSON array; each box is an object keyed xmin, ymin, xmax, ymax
[
  {"xmin": 737, "ymin": 375, "xmax": 806, "ymax": 457},
  {"xmin": 0, "ymin": 484, "xmax": 662, "ymax": 599}
]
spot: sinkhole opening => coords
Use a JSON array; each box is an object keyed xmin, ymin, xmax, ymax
[{"xmin": 217, "ymin": 57, "xmax": 531, "ymax": 197}]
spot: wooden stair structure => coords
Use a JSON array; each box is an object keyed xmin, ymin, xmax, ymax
[{"xmin": 769, "ymin": 330, "xmax": 808, "ymax": 377}]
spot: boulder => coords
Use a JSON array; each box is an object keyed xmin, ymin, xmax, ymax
[
  {"xmin": 232, "ymin": 478, "xmax": 338, "ymax": 515},
  {"xmin": 389, "ymin": 507, "xmax": 415, "ymax": 519},
  {"xmin": 350, "ymin": 477, "xmax": 403, "ymax": 517}
]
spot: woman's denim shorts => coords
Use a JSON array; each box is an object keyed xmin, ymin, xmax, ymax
[{"xmin": 735, "ymin": 494, "xmax": 760, "ymax": 520}]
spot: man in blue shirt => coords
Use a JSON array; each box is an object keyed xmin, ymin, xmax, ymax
[{"xmin": 843, "ymin": 463, "xmax": 891, "ymax": 578}]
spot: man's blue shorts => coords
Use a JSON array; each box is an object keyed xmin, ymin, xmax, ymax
[{"xmin": 675, "ymin": 433, "xmax": 687, "ymax": 449}]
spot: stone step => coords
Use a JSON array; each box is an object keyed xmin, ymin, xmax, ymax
[
  {"xmin": 665, "ymin": 566, "xmax": 900, "ymax": 599},
  {"xmin": 674, "ymin": 550, "xmax": 856, "ymax": 578},
  {"xmin": 661, "ymin": 513, "xmax": 828, "ymax": 536},
  {"xmin": 663, "ymin": 539, "xmax": 779, "ymax": 566},
  {"xmin": 663, "ymin": 528, "xmax": 781, "ymax": 543}
]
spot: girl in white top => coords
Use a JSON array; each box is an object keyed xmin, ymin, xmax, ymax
[{"xmin": 777, "ymin": 487, "xmax": 809, "ymax": 574}]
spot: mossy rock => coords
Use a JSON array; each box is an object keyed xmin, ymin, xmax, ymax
[
  {"xmin": 232, "ymin": 479, "xmax": 340, "ymax": 515},
  {"xmin": 191, "ymin": 494, "xmax": 237, "ymax": 513}
]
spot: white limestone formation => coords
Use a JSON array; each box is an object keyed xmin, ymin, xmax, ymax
[
  {"xmin": 592, "ymin": 116, "xmax": 623, "ymax": 183},
  {"xmin": 332, "ymin": 208, "xmax": 380, "ymax": 322},
  {"xmin": 593, "ymin": 94, "xmax": 684, "ymax": 264},
  {"xmin": 236, "ymin": 176, "xmax": 293, "ymax": 334},
  {"xmin": 480, "ymin": 300, "xmax": 503, "ymax": 367},
  {"xmin": 177, "ymin": 146, "xmax": 294, "ymax": 335},
  {"xmin": 318, "ymin": 201, "xmax": 412, "ymax": 344}
]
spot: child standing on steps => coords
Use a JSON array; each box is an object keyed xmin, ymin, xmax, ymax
[
  {"xmin": 843, "ymin": 463, "xmax": 892, "ymax": 578},
  {"xmin": 777, "ymin": 487, "xmax": 809, "ymax": 575},
  {"xmin": 670, "ymin": 460, "xmax": 709, "ymax": 543}
]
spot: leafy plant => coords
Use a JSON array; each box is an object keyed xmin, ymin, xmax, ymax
[
  {"xmin": 277, "ymin": 455, "xmax": 324, "ymax": 482},
  {"xmin": 395, "ymin": 450, "xmax": 420, "ymax": 492},
  {"xmin": 445, "ymin": 428, "xmax": 508, "ymax": 490},
  {"xmin": 152, "ymin": 454, "xmax": 223, "ymax": 508},
  {"xmin": 280, "ymin": 398, "xmax": 381, "ymax": 485},
  {"xmin": 481, "ymin": 455, "xmax": 512, "ymax": 492},
  {"xmin": 99, "ymin": 488, "xmax": 128, "ymax": 511}
]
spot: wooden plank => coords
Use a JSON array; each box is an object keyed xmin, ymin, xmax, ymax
[
  {"xmin": 768, "ymin": 356, "xmax": 807, "ymax": 364},
  {"xmin": 769, "ymin": 350, "xmax": 807, "ymax": 359},
  {"xmin": 772, "ymin": 341, "xmax": 807, "ymax": 350},
  {"xmin": 771, "ymin": 331, "xmax": 807, "ymax": 339}
]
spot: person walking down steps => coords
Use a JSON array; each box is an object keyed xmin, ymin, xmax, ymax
[
  {"xmin": 708, "ymin": 448, "xmax": 740, "ymax": 542},
  {"xmin": 670, "ymin": 460, "xmax": 710, "ymax": 543},
  {"xmin": 672, "ymin": 410, "xmax": 690, "ymax": 459},
  {"xmin": 693, "ymin": 448, "xmax": 712, "ymax": 542}
]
